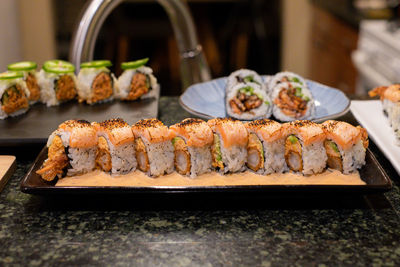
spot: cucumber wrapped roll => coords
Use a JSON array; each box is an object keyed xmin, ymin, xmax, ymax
[
  {"xmin": 0, "ymin": 71, "xmax": 30, "ymax": 119},
  {"xmin": 77, "ymin": 60, "xmax": 116, "ymax": 104},
  {"xmin": 226, "ymin": 82, "xmax": 272, "ymax": 120},
  {"xmin": 37, "ymin": 60, "xmax": 78, "ymax": 107},
  {"xmin": 7, "ymin": 61, "xmax": 40, "ymax": 104},
  {"xmin": 115, "ymin": 58, "xmax": 158, "ymax": 101},
  {"xmin": 268, "ymin": 71, "xmax": 307, "ymax": 94},
  {"xmin": 272, "ymin": 82, "xmax": 315, "ymax": 121},
  {"xmin": 226, "ymin": 69, "xmax": 265, "ymax": 92}
]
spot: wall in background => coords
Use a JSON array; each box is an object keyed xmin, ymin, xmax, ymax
[
  {"xmin": 0, "ymin": 0, "xmax": 22, "ymax": 71},
  {"xmin": 17, "ymin": 0, "xmax": 56, "ymax": 66},
  {"xmin": 281, "ymin": 0, "xmax": 312, "ymax": 77}
]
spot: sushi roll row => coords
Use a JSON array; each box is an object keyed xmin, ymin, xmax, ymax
[
  {"xmin": 225, "ymin": 69, "xmax": 315, "ymax": 122},
  {"xmin": 369, "ymin": 84, "xmax": 400, "ymax": 144},
  {"xmin": 37, "ymin": 117, "xmax": 369, "ymax": 182},
  {"xmin": 0, "ymin": 58, "xmax": 158, "ymax": 119}
]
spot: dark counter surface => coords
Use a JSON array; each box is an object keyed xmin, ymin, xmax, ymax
[{"xmin": 1, "ymin": 97, "xmax": 400, "ymax": 266}]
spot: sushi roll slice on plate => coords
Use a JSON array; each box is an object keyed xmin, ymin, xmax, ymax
[
  {"xmin": 322, "ymin": 120, "xmax": 368, "ymax": 174},
  {"xmin": 226, "ymin": 82, "xmax": 272, "ymax": 120},
  {"xmin": 226, "ymin": 69, "xmax": 265, "ymax": 92},
  {"xmin": 77, "ymin": 60, "xmax": 116, "ymax": 104},
  {"xmin": 369, "ymin": 84, "xmax": 400, "ymax": 143},
  {"xmin": 272, "ymin": 82, "xmax": 315, "ymax": 121},
  {"xmin": 268, "ymin": 71, "xmax": 307, "ymax": 94},
  {"xmin": 170, "ymin": 118, "xmax": 213, "ymax": 178},
  {"xmin": 131, "ymin": 118, "xmax": 174, "ymax": 177},
  {"xmin": 36, "ymin": 120, "xmax": 98, "ymax": 181},
  {"xmin": 0, "ymin": 71, "xmax": 30, "ymax": 119},
  {"xmin": 7, "ymin": 61, "xmax": 40, "ymax": 104},
  {"xmin": 115, "ymin": 58, "xmax": 158, "ymax": 101},
  {"xmin": 93, "ymin": 118, "xmax": 137, "ymax": 175},
  {"xmin": 207, "ymin": 118, "xmax": 248, "ymax": 173},
  {"xmin": 283, "ymin": 120, "xmax": 327, "ymax": 175},
  {"xmin": 245, "ymin": 119, "xmax": 288, "ymax": 174},
  {"xmin": 37, "ymin": 60, "xmax": 78, "ymax": 107}
]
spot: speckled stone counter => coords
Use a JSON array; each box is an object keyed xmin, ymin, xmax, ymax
[{"xmin": 1, "ymin": 97, "xmax": 400, "ymax": 266}]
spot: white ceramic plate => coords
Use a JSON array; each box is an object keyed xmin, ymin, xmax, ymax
[
  {"xmin": 351, "ymin": 100, "xmax": 400, "ymax": 175},
  {"xmin": 180, "ymin": 76, "xmax": 350, "ymax": 122}
]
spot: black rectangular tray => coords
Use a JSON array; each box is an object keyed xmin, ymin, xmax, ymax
[
  {"xmin": 20, "ymin": 146, "xmax": 392, "ymax": 196},
  {"xmin": 0, "ymin": 90, "xmax": 158, "ymax": 146}
]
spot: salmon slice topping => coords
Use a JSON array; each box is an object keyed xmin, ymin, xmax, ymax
[
  {"xmin": 132, "ymin": 118, "xmax": 173, "ymax": 143},
  {"xmin": 170, "ymin": 118, "xmax": 213, "ymax": 147},
  {"xmin": 322, "ymin": 120, "xmax": 368, "ymax": 150},
  {"xmin": 284, "ymin": 120, "xmax": 325, "ymax": 146},
  {"xmin": 207, "ymin": 118, "xmax": 248, "ymax": 148},
  {"xmin": 245, "ymin": 119, "xmax": 283, "ymax": 142},
  {"xmin": 58, "ymin": 120, "xmax": 98, "ymax": 148},
  {"xmin": 95, "ymin": 118, "xmax": 134, "ymax": 146},
  {"xmin": 369, "ymin": 84, "xmax": 400, "ymax": 102}
]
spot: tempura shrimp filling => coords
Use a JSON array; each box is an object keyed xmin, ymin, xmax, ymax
[
  {"xmin": 324, "ymin": 140, "xmax": 342, "ymax": 171},
  {"xmin": 172, "ymin": 137, "xmax": 191, "ymax": 175},
  {"xmin": 95, "ymin": 136, "xmax": 112, "ymax": 172},
  {"xmin": 246, "ymin": 133, "xmax": 264, "ymax": 172},
  {"xmin": 284, "ymin": 135, "xmax": 303, "ymax": 172},
  {"xmin": 135, "ymin": 137, "xmax": 150, "ymax": 172}
]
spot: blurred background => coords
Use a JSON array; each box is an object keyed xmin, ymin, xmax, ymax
[{"xmin": 0, "ymin": 0, "xmax": 399, "ymax": 95}]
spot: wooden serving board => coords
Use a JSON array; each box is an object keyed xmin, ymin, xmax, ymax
[{"xmin": 0, "ymin": 155, "xmax": 16, "ymax": 193}]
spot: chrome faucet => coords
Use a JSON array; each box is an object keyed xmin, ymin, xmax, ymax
[{"xmin": 69, "ymin": 0, "xmax": 211, "ymax": 90}]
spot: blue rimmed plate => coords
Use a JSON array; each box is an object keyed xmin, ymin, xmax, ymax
[{"xmin": 180, "ymin": 76, "xmax": 350, "ymax": 122}]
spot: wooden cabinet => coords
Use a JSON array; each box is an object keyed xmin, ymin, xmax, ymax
[{"xmin": 309, "ymin": 5, "xmax": 358, "ymax": 94}]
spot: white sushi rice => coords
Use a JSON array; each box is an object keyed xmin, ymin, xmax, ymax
[
  {"xmin": 67, "ymin": 147, "xmax": 97, "ymax": 176},
  {"xmin": 262, "ymin": 139, "xmax": 287, "ymax": 174},
  {"xmin": 187, "ymin": 146, "xmax": 212, "ymax": 178},
  {"xmin": 300, "ymin": 139, "xmax": 327, "ymax": 175},
  {"xmin": 382, "ymin": 99, "xmax": 400, "ymax": 143},
  {"xmin": 0, "ymin": 78, "xmax": 30, "ymax": 119},
  {"xmin": 271, "ymin": 82, "xmax": 315, "ymax": 122},
  {"xmin": 109, "ymin": 142, "xmax": 137, "ymax": 175},
  {"xmin": 77, "ymin": 67, "xmax": 116, "ymax": 104},
  {"xmin": 115, "ymin": 66, "xmax": 158, "ymax": 100},
  {"xmin": 37, "ymin": 70, "xmax": 77, "ymax": 107},
  {"xmin": 226, "ymin": 82, "xmax": 272, "ymax": 120},
  {"xmin": 141, "ymin": 138, "xmax": 174, "ymax": 177},
  {"xmin": 218, "ymin": 133, "xmax": 247, "ymax": 173},
  {"xmin": 339, "ymin": 140, "xmax": 366, "ymax": 174},
  {"xmin": 226, "ymin": 69, "xmax": 265, "ymax": 92}
]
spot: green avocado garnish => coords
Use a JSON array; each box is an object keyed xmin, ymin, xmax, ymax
[
  {"xmin": 291, "ymin": 77, "xmax": 302, "ymax": 84},
  {"xmin": 329, "ymin": 141, "xmax": 339, "ymax": 153},
  {"xmin": 288, "ymin": 135, "xmax": 298, "ymax": 144},
  {"xmin": 171, "ymin": 136, "xmax": 182, "ymax": 146},
  {"xmin": 214, "ymin": 134, "xmax": 222, "ymax": 162}
]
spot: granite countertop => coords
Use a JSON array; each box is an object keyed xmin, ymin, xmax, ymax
[{"xmin": 1, "ymin": 97, "xmax": 400, "ymax": 266}]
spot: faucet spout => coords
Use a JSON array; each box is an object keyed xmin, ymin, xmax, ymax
[{"xmin": 69, "ymin": 0, "xmax": 211, "ymax": 90}]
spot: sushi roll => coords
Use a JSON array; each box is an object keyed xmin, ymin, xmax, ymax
[
  {"xmin": 115, "ymin": 58, "xmax": 158, "ymax": 101},
  {"xmin": 7, "ymin": 61, "xmax": 40, "ymax": 104},
  {"xmin": 207, "ymin": 118, "xmax": 248, "ymax": 173},
  {"xmin": 226, "ymin": 82, "xmax": 272, "ymax": 120},
  {"xmin": 36, "ymin": 120, "xmax": 98, "ymax": 181},
  {"xmin": 283, "ymin": 120, "xmax": 327, "ymax": 175},
  {"xmin": 37, "ymin": 60, "xmax": 78, "ymax": 107},
  {"xmin": 131, "ymin": 118, "xmax": 174, "ymax": 177},
  {"xmin": 77, "ymin": 60, "xmax": 116, "ymax": 104},
  {"xmin": 93, "ymin": 118, "xmax": 137, "ymax": 175},
  {"xmin": 245, "ymin": 119, "xmax": 287, "ymax": 174},
  {"xmin": 170, "ymin": 118, "xmax": 213, "ymax": 178},
  {"xmin": 369, "ymin": 84, "xmax": 400, "ymax": 143},
  {"xmin": 0, "ymin": 71, "xmax": 30, "ymax": 119},
  {"xmin": 268, "ymin": 71, "xmax": 307, "ymax": 94},
  {"xmin": 226, "ymin": 69, "xmax": 264, "ymax": 92},
  {"xmin": 272, "ymin": 82, "xmax": 315, "ymax": 121},
  {"xmin": 322, "ymin": 120, "xmax": 368, "ymax": 174}
]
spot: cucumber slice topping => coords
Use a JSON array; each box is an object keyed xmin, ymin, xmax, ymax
[
  {"xmin": 43, "ymin": 60, "xmax": 75, "ymax": 74},
  {"xmin": 0, "ymin": 71, "xmax": 24, "ymax": 80},
  {"xmin": 80, "ymin": 60, "xmax": 112, "ymax": 69},
  {"xmin": 7, "ymin": 61, "xmax": 37, "ymax": 71},
  {"xmin": 121, "ymin": 58, "xmax": 149, "ymax": 70}
]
